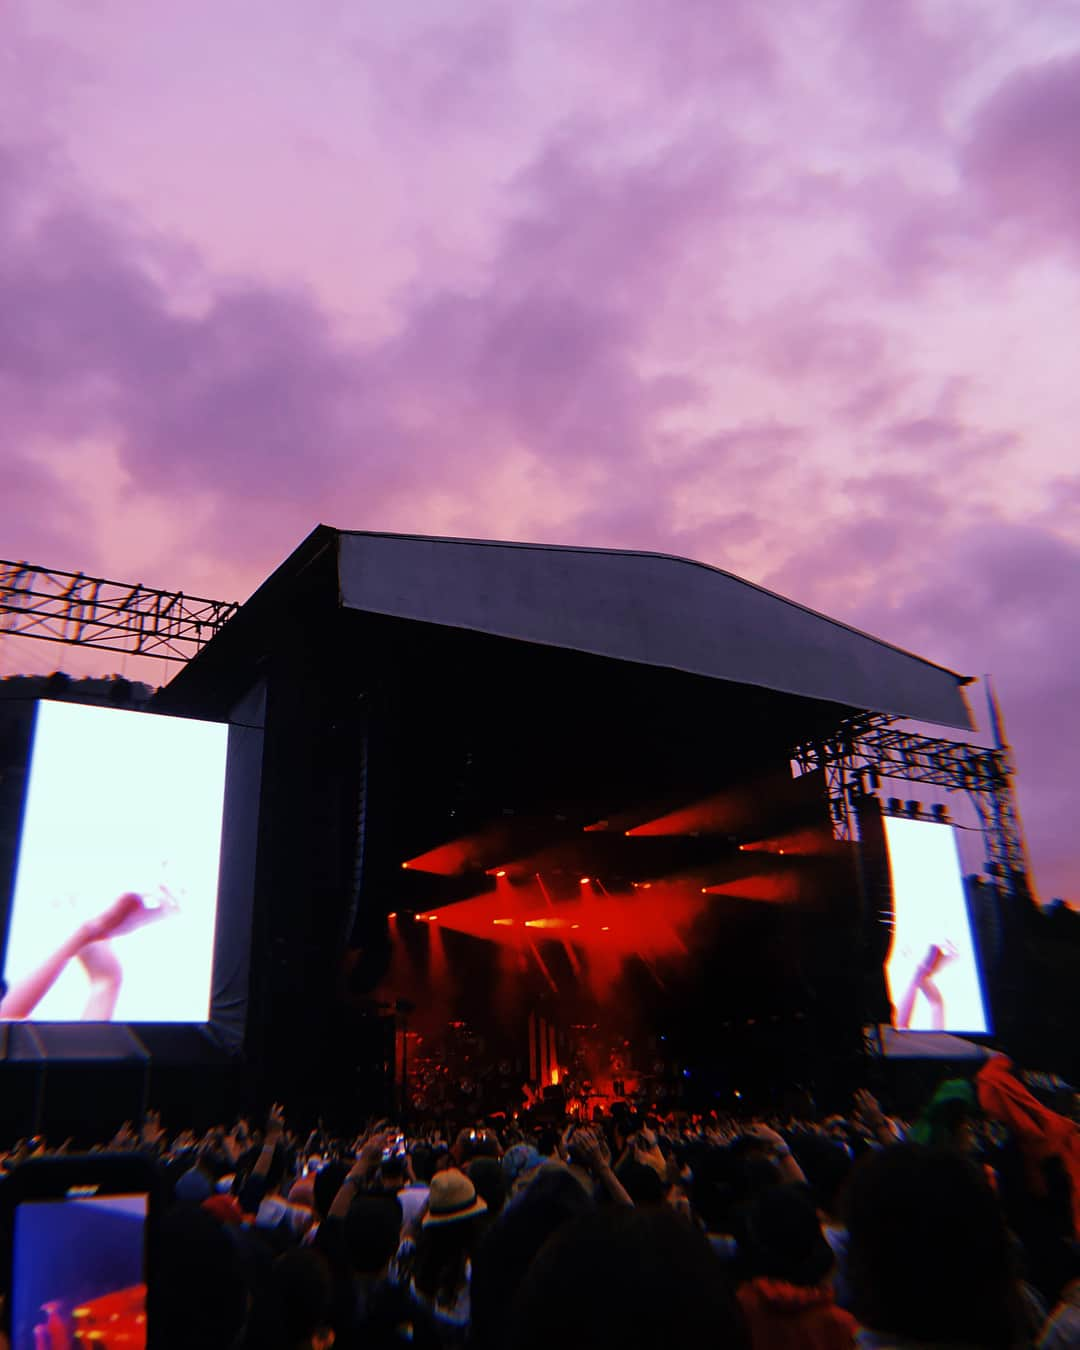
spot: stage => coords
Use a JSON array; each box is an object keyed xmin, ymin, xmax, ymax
[{"xmin": 147, "ymin": 527, "xmax": 974, "ymax": 1122}]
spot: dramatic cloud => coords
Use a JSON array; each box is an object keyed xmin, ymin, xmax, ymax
[
  {"xmin": 2, "ymin": 0, "xmax": 1079, "ymax": 897},
  {"xmin": 855, "ymin": 525, "xmax": 1080, "ymax": 902},
  {"xmin": 966, "ymin": 49, "xmax": 1080, "ymax": 248}
]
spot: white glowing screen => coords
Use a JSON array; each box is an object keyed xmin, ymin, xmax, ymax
[
  {"xmin": 883, "ymin": 814, "xmax": 989, "ymax": 1035},
  {"xmin": 2, "ymin": 701, "xmax": 227, "ymax": 1022}
]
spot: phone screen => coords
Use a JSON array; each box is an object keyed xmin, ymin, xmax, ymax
[
  {"xmin": 11, "ymin": 1191, "xmax": 148, "ymax": 1350},
  {"xmin": 381, "ymin": 1134, "xmax": 405, "ymax": 1162}
]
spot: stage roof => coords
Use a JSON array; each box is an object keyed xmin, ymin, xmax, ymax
[{"xmin": 171, "ymin": 526, "xmax": 974, "ymax": 729}]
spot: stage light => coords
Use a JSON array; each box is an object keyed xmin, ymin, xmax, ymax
[
  {"xmin": 601, "ymin": 926, "xmax": 610, "ymax": 931},
  {"xmin": 401, "ymin": 862, "xmax": 409, "ymax": 869},
  {"xmin": 496, "ymin": 869, "xmax": 507, "ymax": 878},
  {"xmin": 388, "ymin": 912, "xmax": 397, "ymax": 919},
  {"xmin": 931, "ymin": 803, "xmax": 950, "ymax": 824},
  {"xmin": 887, "ymin": 798, "xmax": 902, "ymax": 815},
  {"xmin": 571, "ymin": 923, "xmax": 580, "ymax": 929},
  {"xmin": 429, "ymin": 914, "xmax": 439, "ymax": 921},
  {"xmin": 904, "ymin": 800, "xmax": 922, "ymax": 819},
  {"xmin": 493, "ymin": 918, "xmax": 514, "ymax": 926},
  {"xmin": 579, "ymin": 877, "xmax": 591, "ymax": 885}
]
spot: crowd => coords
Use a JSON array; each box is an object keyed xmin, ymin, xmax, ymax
[{"xmin": 1, "ymin": 1052, "xmax": 1079, "ymax": 1350}]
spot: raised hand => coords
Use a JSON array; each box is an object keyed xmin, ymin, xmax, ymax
[
  {"xmin": 111, "ymin": 1121, "xmax": 137, "ymax": 1150},
  {"xmin": 265, "ymin": 1103, "xmax": 286, "ymax": 1144},
  {"xmin": 575, "ymin": 1127, "xmax": 612, "ymax": 1172},
  {"xmin": 141, "ymin": 1110, "xmax": 165, "ymax": 1149},
  {"xmin": 854, "ymin": 1089, "xmax": 884, "ymax": 1125}
]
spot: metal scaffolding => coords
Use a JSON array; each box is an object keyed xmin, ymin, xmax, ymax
[
  {"xmin": 791, "ymin": 714, "xmax": 1034, "ymax": 899},
  {"xmin": 0, "ymin": 560, "xmax": 239, "ymax": 664},
  {"xmin": 1, "ymin": 557, "xmax": 1033, "ymax": 898}
]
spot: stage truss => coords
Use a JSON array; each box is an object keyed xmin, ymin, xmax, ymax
[
  {"xmin": 0, "ymin": 560, "xmax": 239, "ymax": 663},
  {"xmin": 2, "ymin": 557, "xmax": 1033, "ymax": 899},
  {"xmin": 791, "ymin": 713, "xmax": 1033, "ymax": 899}
]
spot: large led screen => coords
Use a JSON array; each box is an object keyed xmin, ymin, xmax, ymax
[
  {"xmin": 0, "ymin": 701, "xmax": 228, "ymax": 1023},
  {"xmin": 883, "ymin": 814, "xmax": 989, "ymax": 1035}
]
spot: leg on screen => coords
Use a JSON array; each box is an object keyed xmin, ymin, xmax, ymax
[
  {"xmin": 0, "ymin": 890, "xmax": 177, "ymax": 1021},
  {"xmin": 895, "ymin": 943, "xmax": 954, "ymax": 1031},
  {"xmin": 77, "ymin": 940, "xmax": 123, "ymax": 1021},
  {"xmin": 0, "ymin": 930, "xmax": 90, "ymax": 1020}
]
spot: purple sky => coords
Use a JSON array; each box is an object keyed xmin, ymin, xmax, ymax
[{"xmin": 2, "ymin": 1, "xmax": 1079, "ymax": 900}]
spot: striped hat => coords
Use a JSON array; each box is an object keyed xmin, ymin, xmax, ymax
[{"xmin": 422, "ymin": 1168, "xmax": 488, "ymax": 1226}]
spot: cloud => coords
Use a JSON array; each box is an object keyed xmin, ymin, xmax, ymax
[
  {"xmin": 839, "ymin": 0, "xmax": 991, "ymax": 139},
  {"xmin": 861, "ymin": 523, "xmax": 1080, "ymax": 900},
  {"xmin": 0, "ymin": 128, "xmax": 740, "ymax": 575},
  {"xmin": 882, "ymin": 416, "xmax": 1018, "ymax": 465},
  {"xmin": 570, "ymin": 0, "xmax": 778, "ymax": 101},
  {"xmin": 353, "ymin": 10, "xmax": 515, "ymax": 133},
  {"xmin": 766, "ymin": 501, "xmax": 1080, "ymax": 900},
  {"xmin": 3, "ymin": 1, "xmax": 1079, "ymax": 898},
  {"xmin": 965, "ymin": 49, "xmax": 1080, "ymax": 250}
]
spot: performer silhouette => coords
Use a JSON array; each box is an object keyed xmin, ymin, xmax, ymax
[{"xmin": 895, "ymin": 940, "xmax": 957, "ymax": 1031}]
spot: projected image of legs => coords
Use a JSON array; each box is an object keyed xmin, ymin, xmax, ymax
[
  {"xmin": 895, "ymin": 940, "xmax": 957, "ymax": 1031},
  {"xmin": 883, "ymin": 815, "xmax": 989, "ymax": 1035},
  {"xmin": 0, "ymin": 887, "xmax": 180, "ymax": 1021},
  {"xmin": 1, "ymin": 701, "xmax": 228, "ymax": 1023}
]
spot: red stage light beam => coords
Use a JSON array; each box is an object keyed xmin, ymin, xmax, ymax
[
  {"xmin": 528, "ymin": 941, "xmax": 559, "ymax": 994},
  {"xmin": 700, "ymin": 873, "xmax": 802, "ymax": 903}
]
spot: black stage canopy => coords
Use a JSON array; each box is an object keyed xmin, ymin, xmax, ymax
[{"xmin": 166, "ymin": 526, "xmax": 972, "ymax": 730}]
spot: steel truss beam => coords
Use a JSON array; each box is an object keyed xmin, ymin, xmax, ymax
[
  {"xmin": 1, "ymin": 559, "xmax": 1034, "ymax": 896},
  {"xmin": 792, "ymin": 714, "xmax": 1033, "ymax": 896},
  {"xmin": 0, "ymin": 560, "xmax": 239, "ymax": 663}
]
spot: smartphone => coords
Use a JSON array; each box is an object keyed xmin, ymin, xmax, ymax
[
  {"xmin": 381, "ymin": 1134, "xmax": 405, "ymax": 1162},
  {"xmin": 1, "ymin": 1154, "xmax": 161, "ymax": 1350}
]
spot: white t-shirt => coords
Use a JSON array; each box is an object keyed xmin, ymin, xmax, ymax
[
  {"xmin": 397, "ymin": 1183, "xmax": 430, "ymax": 1228},
  {"xmin": 256, "ymin": 1195, "xmax": 312, "ymax": 1238}
]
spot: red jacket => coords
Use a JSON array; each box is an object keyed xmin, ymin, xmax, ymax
[
  {"xmin": 738, "ymin": 1279, "xmax": 857, "ymax": 1350},
  {"xmin": 977, "ymin": 1054, "xmax": 1080, "ymax": 1237}
]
